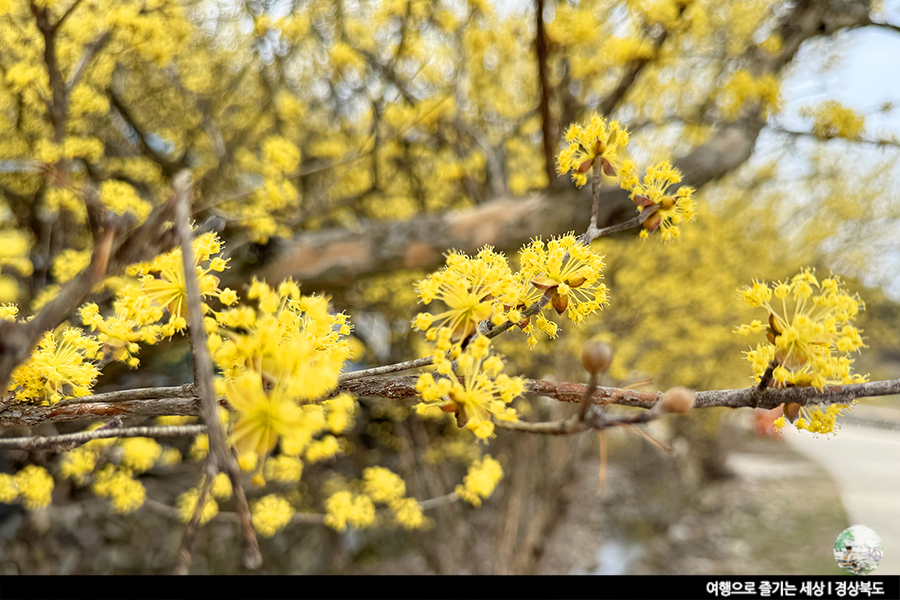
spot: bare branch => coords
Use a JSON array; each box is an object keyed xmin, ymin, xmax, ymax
[
  {"xmin": 174, "ymin": 461, "xmax": 216, "ymax": 575},
  {"xmin": 535, "ymin": 0, "xmax": 556, "ymax": 184},
  {"xmin": 770, "ymin": 125, "xmax": 900, "ymax": 149},
  {"xmin": 0, "ymin": 424, "xmax": 205, "ymax": 450},
  {"xmin": 172, "ymin": 171, "xmax": 262, "ymax": 570},
  {"xmin": 67, "ymin": 31, "xmax": 112, "ymax": 92}
]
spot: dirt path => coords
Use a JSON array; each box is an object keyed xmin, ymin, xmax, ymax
[
  {"xmin": 782, "ymin": 404, "xmax": 900, "ymax": 575},
  {"xmin": 537, "ymin": 427, "xmax": 851, "ymax": 575}
]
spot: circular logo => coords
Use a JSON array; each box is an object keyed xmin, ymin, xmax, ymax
[{"xmin": 834, "ymin": 526, "xmax": 883, "ymax": 574}]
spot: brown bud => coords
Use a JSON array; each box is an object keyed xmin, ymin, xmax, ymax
[
  {"xmin": 783, "ymin": 402, "xmax": 801, "ymax": 424},
  {"xmin": 657, "ymin": 387, "xmax": 696, "ymax": 415},
  {"xmin": 768, "ymin": 312, "xmax": 783, "ymax": 335},
  {"xmin": 530, "ymin": 275, "xmax": 559, "ymax": 291},
  {"xmin": 633, "ymin": 195, "xmax": 655, "ymax": 208},
  {"xmin": 659, "ymin": 196, "xmax": 676, "ymax": 210},
  {"xmin": 581, "ymin": 340, "xmax": 615, "ymax": 374},
  {"xmin": 566, "ymin": 274, "xmax": 588, "ymax": 288},
  {"xmin": 643, "ymin": 212, "xmax": 662, "ymax": 233},
  {"xmin": 551, "ymin": 291, "xmax": 568, "ymax": 314},
  {"xmin": 601, "ymin": 157, "xmax": 616, "ymax": 176},
  {"xmin": 455, "ymin": 405, "xmax": 469, "ymax": 428},
  {"xmin": 577, "ymin": 158, "xmax": 594, "ymax": 173},
  {"xmin": 439, "ymin": 402, "xmax": 459, "ymax": 413}
]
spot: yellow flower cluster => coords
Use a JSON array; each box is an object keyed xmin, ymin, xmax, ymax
[
  {"xmin": 119, "ymin": 232, "xmax": 235, "ymax": 338},
  {"xmin": 362, "ymin": 467, "xmax": 429, "ymax": 530},
  {"xmin": 412, "ymin": 235, "xmax": 607, "ymax": 357},
  {"xmin": 454, "ymin": 455, "xmax": 503, "ymax": 507},
  {"xmin": 719, "ymin": 71, "xmax": 781, "ymax": 120},
  {"xmin": 774, "ymin": 403, "xmax": 853, "ymax": 436},
  {"xmin": 118, "ymin": 437, "xmax": 162, "ymax": 473},
  {"xmin": 100, "ymin": 180, "xmax": 153, "ymax": 222},
  {"xmin": 802, "ymin": 101, "xmax": 866, "ymax": 140},
  {"xmin": 519, "ymin": 234, "xmax": 609, "ymax": 326},
  {"xmin": 59, "ymin": 447, "xmax": 98, "ymax": 484},
  {"xmin": 0, "ymin": 465, "xmax": 54, "ymax": 509},
  {"xmin": 263, "ymin": 455, "xmax": 304, "ymax": 483},
  {"xmin": 213, "ymin": 279, "xmax": 355, "ymax": 468},
  {"xmin": 621, "ymin": 160, "xmax": 696, "ymax": 242},
  {"xmin": 176, "ymin": 487, "xmax": 219, "ymax": 525},
  {"xmin": 737, "ymin": 269, "xmax": 866, "ymax": 390},
  {"xmin": 323, "ymin": 490, "xmax": 376, "ymax": 531},
  {"xmin": 413, "ymin": 246, "xmax": 518, "ymax": 342},
  {"xmin": 211, "ymin": 473, "xmax": 232, "ymax": 499},
  {"xmin": 80, "ymin": 300, "xmax": 160, "ymax": 368},
  {"xmin": 92, "ymin": 465, "xmax": 146, "ymax": 514},
  {"xmin": 9, "ymin": 326, "xmax": 101, "ymax": 404},
  {"xmin": 415, "ymin": 336, "xmax": 523, "ymax": 440},
  {"xmin": 556, "ymin": 114, "xmax": 630, "ymax": 187},
  {"xmin": 253, "ymin": 494, "xmax": 296, "ymax": 537}
]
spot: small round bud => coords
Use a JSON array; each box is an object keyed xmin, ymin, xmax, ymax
[
  {"xmin": 658, "ymin": 387, "xmax": 695, "ymax": 415},
  {"xmin": 581, "ymin": 340, "xmax": 614, "ymax": 374},
  {"xmin": 783, "ymin": 402, "xmax": 801, "ymax": 424}
]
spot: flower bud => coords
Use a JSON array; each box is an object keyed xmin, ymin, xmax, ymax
[
  {"xmin": 551, "ymin": 291, "xmax": 568, "ymax": 315},
  {"xmin": 581, "ymin": 340, "xmax": 614, "ymax": 374},
  {"xmin": 783, "ymin": 402, "xmax": 801, "ymax": 423},
  {"xmin": 657, "ymin": 387, "xmax": 695, "ymax": 415}
]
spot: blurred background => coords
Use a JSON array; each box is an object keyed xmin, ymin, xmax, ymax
[{"xmin": 0, "ymin": 0, "xmax": 899, "ymax": 574}]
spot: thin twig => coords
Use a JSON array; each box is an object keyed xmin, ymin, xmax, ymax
[
  {"xmin": 174, "ymin": 460, "xmax": 216, "ymax": 575},
  {"xmin": 0, "ymin": 424, "xmax": 205, "ymax": 450},
  {"xmin": 173, "ymin": 171, "xmax": 262, "ymax": 570},
  {"xmin": 579, "ymin": 371, "xmax": 599, "ymax": 421}
]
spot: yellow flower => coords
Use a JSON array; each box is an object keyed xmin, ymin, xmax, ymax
[
  {"xmin": 118, "ymin": 437, "xmax": 162, "ymax": 473},
  {"xmin": 362, "ymin": 467, "xmax": 406, "ymax": 504},
  {"xmin": 518, "ymin": 234, "xmax": 608, "ymax": 325},
  {"xmin": 737, "ymin": 270, "xmax": 867, "ymax": 434},
  {"xmin": 624, "ymin": 161, "xmax": 695, "ymax": 242},
  {"xmin": 15, "ymin": 465, "xmax": 54, "ymax": 509},
  {"xmin": 263, "ymin": 455, "xmax": 304, "ymax": 483},
  {"xmin": 252, "ymin": 494, "xmax": 295, "ymax": 537},
  {"xmin": 177, "ymin": 488, "xmax": 219, "ymax": 524},
  {"xmin": 738, "ymin": 269, "xmax": 866, "ymax": 389},
  {"xmin": 226, "ymin": 372, "xmax": 305, "ymax": 460},
  {"xmin": 774, "ymin": 403, "xmax": 853, "ymax": 436},
  {"xmin": 454, "ymin": 455, "xmax": 503, "ymax": 507},
  {"xmin": 122, "ymin": 232, "xmax": 229, "ymax": 336},
  {"xmin": 415, "ymin": 337, "xmax": 523, "ymax": 440},
  {"xmin": 556, "ymin": 114, "xmax": 630, "ymax": 187},
  {"xmin": 92, "ymin": 466, "xmax": 145, "ymax": 514},
  {"xmin": 211, "ymin": 472, "xmax": 232, "ymax": 499},
  {"xmin": 413, "ymin": 247, "xmax": 518, "ymax": 342},
  {"xmin": 214, "ymin": 279, "xmax": 352, "ymax": 402},
  {"xmin": 323, "ymin": 490, "xmax": 376, "ymax": 531},
  {"xmin": 389, "ymin": 497, "xmax": 429, "ymax": 530},
  {"xmin": 10, "ymin": 327, "xmax": 101, "ymax": 404},
  {"xmin": 60, "ymin": 447, "xmax": 98, "ymax": 484},
  {"xmin": 802, "ymin": 101, "xmax": 865, "ymax": 139}
]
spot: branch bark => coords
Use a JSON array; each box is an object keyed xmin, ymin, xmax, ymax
[{"xmin": 4, "ymin": 373, "xmax": 897, "ymax": 429}]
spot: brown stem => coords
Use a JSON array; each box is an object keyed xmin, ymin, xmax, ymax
[
  {"xmin": 172, "ymin": 171, "xmax": 262, "ymax": 570},
  {"xmin": 174, "ymin": 461, "xmax": 216, "ymax": 575}
]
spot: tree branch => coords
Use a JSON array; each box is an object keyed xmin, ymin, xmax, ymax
[
  {"xmin": 535, "ymin": 0, "xmax": 556, "ymax": 184},
  {"xmin": 172, "ymin": 171, "xmax": 262, "ymax": 570},
  {"xmin": 6, "ymin": 374, "xmax": 898, "ymax": 429},
  {"xmin": 0, "ymin": 424, "xmax": 205, "ymax": 450}
]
